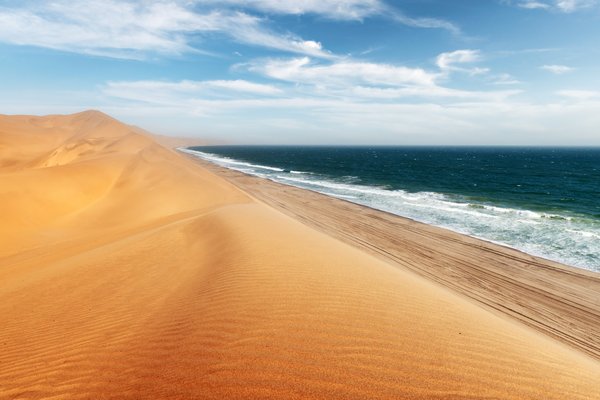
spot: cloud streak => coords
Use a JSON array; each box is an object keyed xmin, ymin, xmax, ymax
[
  {"xmin": 193, "ymin": 0, "xmax": 384, "ymax": 20},
  {"xmin": 247, "ymin": 57, "xmax": 438, "ymax": 87},
  {"xmin": 194, "ymin": 0, "xmax": 460, "ymax": 33},
  {"xmin": 0, "ymin": 0, "xmax": 462, "ymax": 60},
  {"xmin": 557, "ymin": 89, "xmax": 600, "ymax": 99},
  {"xmin": 105, "ymin": 79, "xmax": 282, "ymax": 98},
  {"xmin": 391, "ymin": 13, "xmax": 461, "ymax": 35},
  {"xmin": 541, "ymin": 64, "xmax": 574, "ymax": 74},
  {"xmin": 508, "ymin": 0, "xmax": 597, "ymax": 12},
  {"xmin": 0, "ymin": 0, "xmax": 333, "ymax": 59},
  {"xmin": 436, "ymin": 50, "xmax": 489, "ymax": 75},
  {"xmin": 107, "ymin": 53, "xmax": 520, "ymax": 109},
  {"xmin": 95, "ymin": 88, "xmax": 600, "ymax": 145}
]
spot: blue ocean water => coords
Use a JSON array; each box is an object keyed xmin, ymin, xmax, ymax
[{"xmin": 182, "ymin": 146, "xmax": 600, "ymax": 272}]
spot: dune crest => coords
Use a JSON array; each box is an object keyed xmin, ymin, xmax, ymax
[
  {"xmin": 0, "ymin": 111, "xmax": 246, "ymax": 256},
  {"xmin": 1, "ymin": 111, "xmax": 599, "ymax": 399}
]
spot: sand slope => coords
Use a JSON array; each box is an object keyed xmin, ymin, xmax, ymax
[
  {"xmin": 202, "ymin": 159, "xmax": 600, "ymax": 361},
  {"xmin": 1, "ymin": 111, "xmax": 599, "ymax": 399}
]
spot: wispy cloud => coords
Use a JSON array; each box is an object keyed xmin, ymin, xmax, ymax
[
  {"xmin": 0, "ymin": 0, "xmax": 332, "ymax": 59},
  {"xmin": 557, "ymin": 89, "xmax": 600, "ymax": 99},
  {"xmin": 346, "ymin": 86, "xmax": 519, "ymax": 101},
  {"xmin": 105, "ymin": 79, "xmax": 282, "ymax": 98},
  {"xmin": 493, "ymin": 73, "xmax": 522, "ymax": 85},
  {"xmin": 195, "ymin": 0, "xmax": 460, "ymax": 34},
  {"xmin": 236, "ymin": 56, "xmax": 518, "ymax": 101},
  {"xmin": 247, "ymin": 57, "xmax": 438, "ymax": 87},
  {"xmin": 506, "ymin": 0, "xmax": 596, "ymax": 12},
  {"xmin": 436, "ymin": 50, "xmax": 489, "ymax": 75},
  {"xmin": 516, "ymin": 1, "xmax": 552, "ymax": 9},
  {"xmin": 0, "ymin": 0, "xmax": 462, "ymax": 60},
  {"xmin": 194, "ymin": 0, "xmax": 384, "ymax": 20},
  {"xmin": 555, "ymin": 0, "xmax": 597, "ymax": 12},
  {"xmin": 105, "ymin": 53, "xmax": 519, "ymax": 107},
  {"xmin": 224, "ymin": 14, "xmax": 333, "ymax": 58},
  {"xmin": 541, "ymin": 64, "xmax": 574, "ymax": 74},
  {"xmin": 97, "ymin": 85, "xmax": 600, "ymax": 145},
  {"xmin": 392, "ymin": 14, "xmax": 461, "ymax": 35},
  {"xmin": 0, "ymin": 1, "xmax": 195, "ymax": 59}
]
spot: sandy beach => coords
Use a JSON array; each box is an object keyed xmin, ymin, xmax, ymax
[
  {"xmin": 1, "ymin": 111, "xmax": 600, "ymax": 399},
  {"xmin": 189, "ymin": 155, "xmax": 600, "ymax": 360}
]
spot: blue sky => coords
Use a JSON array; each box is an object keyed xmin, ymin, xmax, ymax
[{"xmin": 1, "ymin": 0, "xmax": 600, "ymax": 145}]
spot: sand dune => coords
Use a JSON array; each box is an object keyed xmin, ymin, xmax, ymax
[
  {"xmin": 1, "ymin": 111, "xmax": 599, "ymax": 399},
  {"xmin": 201, "ymin": 159, "xmax": 600, "ymax": 361}
]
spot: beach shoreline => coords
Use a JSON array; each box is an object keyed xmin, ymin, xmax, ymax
[
  {"xmin": 2, "ymin": 111, "xmax": 600, "ymax": 399},
  {"xmin": 182, "ymin": 151, "xmax": 600, "ymax": 361},
  {"xmin": 180, "ymin": 146, "xmax": 600, "ymax": 272}
]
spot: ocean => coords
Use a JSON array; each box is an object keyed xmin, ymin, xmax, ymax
[{"xmin": 182, "ymin": 146, "xmax": 600, "ymax": 272}]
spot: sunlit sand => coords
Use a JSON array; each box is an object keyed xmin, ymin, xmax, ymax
[{"xmin": 1, "ymin": 111, "xmax": 599, "ymax": 399}]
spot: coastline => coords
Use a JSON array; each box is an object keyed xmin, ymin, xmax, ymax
[
  {"xmin": 181, "ymin": 146, "xmax": 600, "ymax": 272},
  {"xmin": 183, "ymin": 152, "xmax": 600, "ymax": 361},
  {"xmin": 2, "ymin": 112, "xmax": 600, "ymax": 399}
]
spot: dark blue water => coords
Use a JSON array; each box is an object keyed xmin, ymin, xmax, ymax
[{"xmin": 183, "ymin": 146, "xmax": 600, "ymax": 271}]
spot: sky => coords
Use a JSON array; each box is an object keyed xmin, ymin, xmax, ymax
[{"xmin": 1, "ymin": 0, "xmax": 600, "ymax": 145}]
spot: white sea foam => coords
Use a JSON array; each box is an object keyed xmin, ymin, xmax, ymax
[
  {"xmin": 566, "ymin": 229, "xmax": 600, "ymax": 239},
  {"xmin": 183, "ymin": 149, "xmax": 285, "ymax": 172},
  {"xmin": 276, "ymin": 175, "xmax": 403, "ymax": 197},
  {"xmin": 410, "ymin": 202, "xmax": 501, "ymax": 219},
  {"xmin": 181, "ymin": 148, "xmax": 600, "ymax": 272},
  {"xmin": 324, "ymin": 192, "xmax": 359, "ymax": 200}
]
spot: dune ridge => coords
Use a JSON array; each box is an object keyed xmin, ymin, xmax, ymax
[
  {"xmin": 192, "ymin": 158, "xmax": 600, "ymax": 361},
  {"xmin": 1, "ymin": 111, "xmax": 599, "ymax": 399}
]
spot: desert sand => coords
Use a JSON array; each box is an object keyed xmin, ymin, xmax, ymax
[
  {"xmin": 1, "ymin": 111, "xmax": 599, "ymax": 399},
  {"xmin": 193, "ymin": 157, "xmax": 600, "ymax": 361}
]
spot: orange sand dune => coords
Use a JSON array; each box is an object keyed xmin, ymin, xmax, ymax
[{"xmin": 1, "ymin": 111, "xmax": 599, "ymax": 399}]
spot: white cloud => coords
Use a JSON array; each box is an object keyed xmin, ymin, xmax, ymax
[
  {"xmin": 555, "ymin": 0, "xmax": 596, "ymax": 11},
  {"xmin": 0, "ymin": 0, "xmax": 332, "ymax": 59},
  {"xmin": 436, "ymin": 49, "xmax": 488, "ymax": 76},
  {"xmin": 223, "ymin": 14, "xmax": 333, "ymax": 58},
  {"xmin": 0, "ymin": 0, "xmax": 461, "ymax": 60},
  {"xmin": 436, "ymin": 50, "xmax": 481, "ymax": 69},
  {"xmin": 105, "ymin": 55, "xmax": 519, "ymax": 112},
  {"xmin": 493, "ymin": 73, "xmax": 521, "ymax": 85},
  {"xmin": 392, "ymin": 14, "xmax": 461, "ymax": 35},
  {"xmin": 0, "ymin": 1, "xmax": 195, "ymax": 58},
  {"xmin": 93, "ymin": 90, "xmax": 600, "ymax": 145},
  {"xmin": 248, "ymin": 57, "xmax": 438, "ymax": 87},
  {"xmin": 103, "ymin": 79, "xmax": 282, "ymax": 104},
  {"xmin": 541, "ymin": 64, "xmax": 574, "ymax": 74},
  {"xmin": 7, "ymin": 72, "xmax": 598, "ymax": 145},
  {"xmin": 195, "ymin": 0, "xmax": 460, "ymax": 33},
  {"xmin": 508, "ymin": 0, "xmax": 596, "ymax": 12},
  {"xmin": 194, "ymin": 0, "xmax": 384, "ymax": 20},
  {"xmin": 557, "ymin": 90, "xmax": 600, "ymax": 99},
  {"xmin": 241, "ymin": 56, "xmax": 522, "ymax": 103},
  {"xmin": 347, "ymin": 86, "xmax": 520, "ymax": 101},
  {"xmin": 204, "ymin": 80, "xmax": 282, "ymax": 94},
  {"xmin": 517, "ymin": 1, "xmax": 552, "ymax": 9}
]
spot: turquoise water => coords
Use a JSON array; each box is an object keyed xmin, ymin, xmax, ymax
[{"xmin": 182, "ymin": 146, "xmax": 600, "ymax": 272}]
